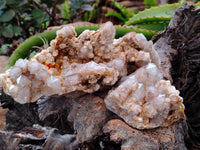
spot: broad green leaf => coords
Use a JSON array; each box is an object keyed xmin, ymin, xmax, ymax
[
  {"xmin": 2, "ymin": 25, "xmax": 14, "ymax": 38},
  {"xmin": 32, "ymin": 9, "xmax": 49, "ymax": 27},
  {"xmin": 0, "ymin": 0, "xmax": 5, "ymax": 10},
  {"xmin": 82, "ymin": 12, "xmax": 89, "ymax": 21},
  {"xmin": 6, "ymin": 0, "xmax": 20, "ymax": 6},
  {"xmin": 63, "ymin": 1, "xmax": 70, "ymax": 18},
  {"xmin": 131, "ymin": 21, "xmax": 169, "ymax": 31},
  {"xmin": 111, "ymin": 0, "xmax": 135, "ymax": 20},
  {"xmin": 6, "ymin": 0, "xmax": 27, "ymax": 7},
  {"xmin": 31, "ymin": 9, "xmax": 43, "ymax": 19},
  {"xmin": 35, "ymin": 13, "xmax": 49, "ymax": 27},
  {"xmin": 43, "ymin": 13, "xmax": 49, "ymax": 22},
  {"xmin": 18, "ymin": 0, "xmax": 28, "ymax": 7},
  {"xmin": 0, "ymin": 9, "xmax": 15, "ymax": 22},
  {"xmin": 105, "ymin": 12, "xmax": 127, "ymax": 22},
  {"xmin": 144, "ymin": 0, "xmax": 158, "ymax": 8},
  {"xmin": 41, "ymin": 0, "xmax": 64, "ymax": 7},
  {"xmin": 82, "ymin": 3, "xmax": 98, "ymax": 21},
  {"xmin": 0, "ymin": 44, "xmax": 11, "ymax": 55},
  {"xmin": 34, "ymin": 14, "xmax": 49, "ymax": 27},
  {"xmin": 82, "ymin": 0, "xmax": 95, "ymax": 2},
  {"xmin": 81, "ymin": 4, "xmax": 93, "ymax": 11},
  {"xmin": 13, "ymin": 26, "xmax": 23, "ymax": 36},
  {"xmin": 72, "ymin": 0, "xmax": 81, "ymax": 9},
  {"xmin": 28, "ymin": 51, "xmax": 38, "ymax": 60},
  {"xmin": 126, "ymin": 3, "xmax": 181, "ymax": 26},
  {"xmin": 24, "ymin": 15, "xmax": 32, "ymax": 21},
  {"xmin": 127, "ymin": 16, "xmax": 171, "ymax": 25},
  {"xmin": 6, "ymin": 0, "xmax": 17, "ymax": 4}
]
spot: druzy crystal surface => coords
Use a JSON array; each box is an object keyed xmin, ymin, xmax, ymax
[
  {"xmin": 0, "ymin": 22, "xmax": 184, "ymax": 129},
  {"xmin": 105, "ymin": 63, "xmax": 184, "ymax": 129}
]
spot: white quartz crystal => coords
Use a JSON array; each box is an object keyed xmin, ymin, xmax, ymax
[
  {"xmin": 28, "ymin": 60, "xmax": 41, "ymax": 74},
  {"xmin": 0, "ymin": 22, "xmax": 125, "ymax": 103},
  {"xmin": 16, "ymin": 75, "xmax": 30, "ymax": 87},
  {"xmin": 0, "ymin": 22, "xmax": 184, "ymax": 129},
  {"xmin": 104, "ymin": 63, "xmax": 184, "ymax": 129},
  {"xmin": 15, "ymin": 59, "xmax": 29, "ymax": 71},
  {"xmin": 9, "ymin": 66, "xmax": 22, "ymax": 81}
]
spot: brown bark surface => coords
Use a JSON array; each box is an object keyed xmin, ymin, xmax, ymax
[{"xmin": 153, "ymin": 2, "xmax": 200, "ymax": 149}]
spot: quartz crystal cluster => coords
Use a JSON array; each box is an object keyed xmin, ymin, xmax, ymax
[
  {"xmin": 105, "ymin": 63, "xmax": 184, "ymax": 129},
  {"xmin": 0, "ymin": 21, "xmax": 184, "ymax": 129}
]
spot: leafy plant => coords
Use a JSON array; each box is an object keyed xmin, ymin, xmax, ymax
[
  {"xmin": 143, "ymin": 0, "xmax": 158, "ymax": 8},
  {"xmin": 61, "ymin": 1, "xmax": 70, "ymax": 23},
  {"xmin": 61, "ymin": 0, "xmax": 95, "ymax": 21},
  {"xmin": 0, "ymin": 44, "xmax": 11, "ymax": 55},
  {"xmin": 125, "ymin": 3, "xmax": 181, "ymax": 31},
  {"xmin": 82, "ymin": 2, "xmax": 99, "ymax": 22},
  {"xmin": 0, "ymin": 0, "xmax": 53, "ymax": 38},
  {"xmin": 0, "ymin": 0, "xmax": 66, "ymax": 56},
  {"xmin": 105, "ymin": 0, "xmax": 138, "ymax": 23},
  {"xmin": 0, "ymin": 0, "xmax": 98, "ymax": 56}
]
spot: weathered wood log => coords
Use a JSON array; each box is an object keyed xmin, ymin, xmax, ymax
[
  {"xmin": 0, "ymin": 89, "xmax": 188, "ymax": 150},
  {"xmin": 153, "ymin": 2, "xmax": 200, "ymax": 149}
]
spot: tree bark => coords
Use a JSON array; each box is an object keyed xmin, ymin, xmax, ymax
[{"xmin": 153, "ymin": 2, "xmax": 200, "ymax": 149}]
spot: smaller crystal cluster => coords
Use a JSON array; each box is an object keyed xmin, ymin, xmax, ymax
[
  {"xmin": 0, "ymin": 22, "xmax": 184, "ymax": 129},
  {"xmin": 105, "ymin": 63, "xmax": 184, "ymax": 129}
]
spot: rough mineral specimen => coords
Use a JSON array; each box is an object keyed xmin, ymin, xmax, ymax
[
  {"xmin": 0, "ymin": 21, "xmax": 160, "ymax": 104},
  {"xmin": 104, "ymin": 63, "xmax": 184, "ymax": 129},
  {"xmin": 0, "ymin": 21, "xmax": 184, "ymax": 129}
]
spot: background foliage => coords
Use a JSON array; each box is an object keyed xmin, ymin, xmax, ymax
[
  {"xmin": 0, "ymin": 0, "xmax": 96, "ymax": 55},
  {"xmin": 0, "ymin": 0, "xmax": 196, "ymax": 56}
]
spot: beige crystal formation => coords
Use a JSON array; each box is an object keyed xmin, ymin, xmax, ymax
[
  {"xmin": 0, "ymin": 21, "xmax": 184, "ymax": 129},
  {"xmin": 105, "ymin": 63, "xmax": 184, "ymax": 129},
  {"xmin": 0, "ymin": 22, "xmax": 160, "ymax": 104}
]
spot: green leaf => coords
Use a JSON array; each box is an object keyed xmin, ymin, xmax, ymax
[
  {"xmin": 105, "ymin": 12, "xmax": 127, "ymax": 22},
  {"xmin": 82, "ymin": 12, "xmax": 89, "ymax": 21},
  {"xmin": 82, "ymin": 0, "xmax": 95, "ymax": 2},
  {"xmin": 63, "ymin": 1, "xmax": 70, "ymax": 18},
  {"xmin": 0, "ymin": 44, "xmax": 11, "ymax": 55},
  {"xmin": 41, "ymin": 0, "xmax": 64, "ymax": 7},
  {"xmin": 81, "ymin": 4, "xmax": 93, "ymax": 11},
  {"xmin": 0, "ymin": 0, "xmax": 6, "ymax": 10},
  {"xmin": 2, "ymin": 24, "xmax": 14, "ymax": 38},
  {"xmin": 131, "ymin": 21, "xmax": 169, "ymax": 31},
  {"xmin": 111, "ymin": 0, "xmax": 135, "ymax": 20},
  {"xmin": 17, "ymin": 0, "xmax": 28, "ymax": 7},
  {"xmin": 6, "ymin": 0, "xmax": 19, "ymax": 7},
  {"xmin": 24, "ymin": 15, "xmax": 32, "ymax": 21},
  {"xmin": 28, "ymin": 51, "xmax": 38, "ymax": 60},
  {"xmin": 0, "ymin": 9, "xmax": 15, "ymax": 22},
  {"xmin": 34, "ymin": 13, "xmax": 49, "ymax": 27},
  {"xmin": 126, "ymin": 3, "xmax": 181, "ymax": 26},
  {"xmin": 144, "ymin": 0, "xmax": 158, "ymax": 8},
  {"xmin": 127, "ymin": 16, "xmax": 171, "ymax": 25},
  {"xmin": 6, "ymin": 0, "xmax": 25, "ymax": 6},
  {"xmin": 82, "ymin": 2, "xmax": 98, "ymax": 22},
  {"xmin": 31, "ymin": 9, "xmax": 49, "ymax": 27},
  {"xmin": 31, "ymin": 9, "xmax": 43, "ymax": 19},
  {"xmin": 5, "ymin": 0, "xmax": 27, "ymax": 8},
  {"xmin": 6, "ymin": 0, "xmax": 17, "ymax": 5},
  {"xmin": 13, "ymin": 26, "xmax": 23, "ymax": 36}
]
